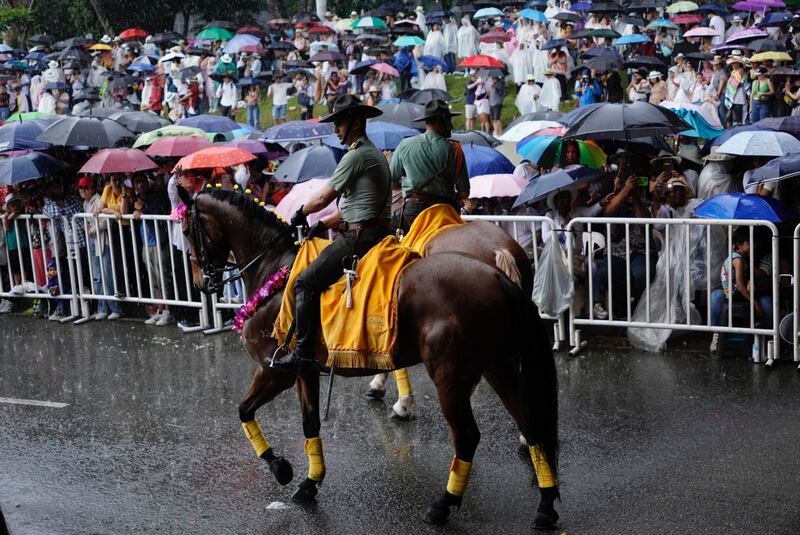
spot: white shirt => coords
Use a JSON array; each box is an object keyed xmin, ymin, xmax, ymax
[
  {"xmin": 268, "ymin": 82, "xmax": 293, "ymax": 106},
  {"xmin": 216, "ymin": 81, "xmax": 238, "ymax": 107},
  {"xmin": 37, "ymin": 92, "xmax": 56, "ymax": 114},
  {"xmin": 709, "ymin": 15, "xmax": 725, "ymax": 46}
]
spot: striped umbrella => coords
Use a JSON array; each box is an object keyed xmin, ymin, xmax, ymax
[
  {"xmin": 352, "ymin": 16, "xmax": 388, "ymax": 29},
  {"xmin": 516, "ymin": 136, "xmax": 607, "ymax": 169}
]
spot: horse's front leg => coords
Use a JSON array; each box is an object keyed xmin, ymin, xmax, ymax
[
  {"xmin": 292, "ymin": 372, "xmax": 325, "ymax": 503},
  {"xmin": 366, "ymin": 373, "xmax": 388, "ymax": 399},
  {"xmin": 239, "ymin": 365, "xmax": 297, "ymax": 486},
  {"xmin": 390, "ymin": 368, "xmax": 414, "ymax": 419}
]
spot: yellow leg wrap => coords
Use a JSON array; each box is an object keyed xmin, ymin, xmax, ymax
[
  {"xmin": 530, "ymin": 445, "xmax": 557, "ymax": 488},
  {"xmin": 304, "ymin": 437, "xmax": 326, "ymax": 482},
  {"xmin": 394, "ymin": 368, "xmax": 412, "ymax": 397},
  {"xmin": 241, "ymin": 420, "xmax": 270, "ymax": 457},
  {"xmin": 445, "ymin": 457, "xmax": 472, "ymax": 497}
]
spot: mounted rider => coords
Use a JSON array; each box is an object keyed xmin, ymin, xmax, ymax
[
  {"xmin": 390, "ymin": 99, "xmax": 470, "ymax": 232},
  {"xmin": 271, "ymin": 94, "xmax": 393, "ymax": 374}
]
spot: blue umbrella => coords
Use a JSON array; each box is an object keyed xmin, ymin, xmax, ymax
[
  {"xmin": 613, "ymin": 34, "xmax": 651, "ymax": 46},
  {"xmin": 670, "ymin": 108, "xmax": 726, "ymax": 139},
  {"xmin": 519, "ymin": 8, "xmax": 548, "ymax": 22},
  {"xmin": 513, "ymin": 165, "xmax": 603, "ymax": 208},
  {"xmin": 571, "ymin": 2, "xmax": 593, "ymax": 11},
  {"xmin": 0, "ymin": 121, "xmax": 52, "ymax": 152},
  {"xmin": 321, "ymin": 121, "xmax": 418, "ymax": 151},
  {"xmin": 705, "ymin": 124, "xmax": 773, "ymax": 151},
  {"xmin": 475, "ymin": 7, "xmax": 504, "ymax": 18},
  {"xmin": 0, "ymin": 44, "xmax": 14, "ymax": 53},
  {"xmin": 25, "ymin": 51, "xmax": 47, "ymax": 62},
  {"xmin": 0, "ymin": 152, "xmax": 67, "ymax": 185},
  {"xmin": 260, "ymin": 120, "xmax": 334, "ymax": 143},
  {"xmin": 749, "ymin": 153, "xmax": 800, "ymax": 183},
  {"xmin": 697, "ymin": 3, "xmax": 728, "ymax": 14},
  {"xmin": 350, "ymin": 59, "xmax": 379, "ymax": 75},
  {"xmin": 693, "ymin": 192, "xmax": 791, "ymax": 222},
  {"xmin": 581, "ymin": 47, "xmax": 623, "ymax": 60},
  {"xmin": 176, "ymin": 114, "xmax": 239, "ymax": 133},
  {"xmin": 461, "ymin": 144, "xmax": 514, "ymax": 177},
  {"xmin": 541, "ymin": 39, "xmax": 567, "ymax": 50},
  {"xmin": 127, "ymin": 62, "xmax": 155, "ymax": 73},
  {"xmin": 418, "ymin": 55, "xmax": 449, "ymax": 71},
  {"xmin": 758, "ymin": 11, "xmax": 793, "ymax": 28},
  {"xmin": 273, "ymin": 145, "xmax": 340, "ymax": 183}
]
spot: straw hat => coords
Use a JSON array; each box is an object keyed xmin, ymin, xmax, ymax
[
  {"xmin": 416, "ymin": 5, "xmax": 425, "ymax": 12},
  {"xmin": 703, "ymin": 147, "xmax": 735, "ymax": 162},
  {"xmin": 526, "ymin": 74, "xmax": 535, "ymax": 81},
  {"xmin": 710, "ymin": 55, "xmax": 724, "ymax": 65},
  {"xmin": 221, "ymin": 53, "xmax": 232, "ymax": 63},
  {"xmin": 544, "ymin": 68, "xmax": 554, "ymax": 75}
]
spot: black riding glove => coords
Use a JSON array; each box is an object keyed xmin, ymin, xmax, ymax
[
  {"xmin": 290, "ymin": 205, "xmax": 307, "ymax": 228},
  {"xmin": 306, "ymin": 221, "xmax": 327, "ymax": 239}
]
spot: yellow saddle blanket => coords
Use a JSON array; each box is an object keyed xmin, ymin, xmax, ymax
[{"xmin": 271, "ymin": 204, "xmax": 464, "ymax": 370}]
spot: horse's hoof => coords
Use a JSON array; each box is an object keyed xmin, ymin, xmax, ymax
[
  {"xmin": 423, "ymin": 493, "xmax": 461, "ymax": 525},
  {"xmin": 389, "ymin": 408, "xmax": 411, "ymax": 420},
  {"xmin": 292, "ymin": 478, "xmax": 320, "ymax": 503},
  {"xmin": 365, "ymin": 388, "xmax": 386, "ymax": 400},
  {"xmin": 269, "ymin": 456, "xmax": 294, "ymax": 486},
  {"xmin": 533, "ymin": 508, "xmax": 560, "ymax": 531}
]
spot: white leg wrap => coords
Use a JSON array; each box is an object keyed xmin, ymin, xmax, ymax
[{"xmin": 369, "ymin": 373, "xmax": 388, "ymax": 392}]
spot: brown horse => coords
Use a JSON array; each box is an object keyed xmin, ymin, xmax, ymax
[{"xmin": 177, "ymin": 188, "xmax": 560, "ymax": 528}]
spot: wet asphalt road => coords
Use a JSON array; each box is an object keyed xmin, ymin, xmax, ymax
[{"xmin": 1, "ymin": 316, "xmax": 799, "ymax": 535}]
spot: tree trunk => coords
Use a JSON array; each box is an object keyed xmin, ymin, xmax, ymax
[
  {"xmin": 182, "ymin": 9, "xmax": 190, "ymax": 37},
  {"xmin": 315, "ymin": 0, "xmax": 326, "ymax": 19},
  {"xmin": 87, "ymin": 0, "xmax": 113, "ymax": 37}
]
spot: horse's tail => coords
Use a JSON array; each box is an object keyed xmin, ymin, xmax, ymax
[
  {"xmin": 498, "ymin": 274, "xmax": 559, "ymax": 486},
  {"xmin": 494, "ymin": 248, "xmax": 522, "ymax": 288}
]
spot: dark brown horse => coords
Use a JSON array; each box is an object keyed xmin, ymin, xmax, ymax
[{"xmin": 177, "ymin": 188, "xmax": 560, "ymax": 528}]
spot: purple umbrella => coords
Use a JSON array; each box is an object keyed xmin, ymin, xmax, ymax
[
  {"xmin": 260, "ymin": 120, "xmax": 334, "ymax": 143},
  {"xmin": 726, "ymin": 27, "xmax": 768, "ymax": 43},
  {"xmin": 222, "ymin": 139, "xmax": 269, "ymax": 155},
  {"xmin": 756, "ymin": 116, "xmax": 800, "ymax": 136},
  {"xmin": 176, "ymin": 114, "xmax": 239, "ymax": 133},
  {"xmin": 730, "ymin": 1, "xmax": 773, "ymax": 11},
  {"xmin": 712, "ymin": 44, "xmax": 746, "ymax": 53}
]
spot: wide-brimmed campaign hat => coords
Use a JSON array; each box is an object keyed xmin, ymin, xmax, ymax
[
  {"xmin": 413, "ymin": 99, "xmax": 461, "ymax": 122},
  {"xmin": 319, "ymin": 94, "xmax": 383, "ymax": 123}
]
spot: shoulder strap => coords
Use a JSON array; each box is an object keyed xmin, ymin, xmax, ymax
[{"xmin": 406, "ymin": 138, "xmax": 458, "ymax": 197}]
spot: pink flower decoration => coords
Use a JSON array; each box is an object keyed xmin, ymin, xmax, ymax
[
  {"xmin": 233, "ymin": 265, "xmax": 290, "ymax": 334},
  {"xmin": 170, "ymin": 203, "xmax": 189, "ymax": 222}
]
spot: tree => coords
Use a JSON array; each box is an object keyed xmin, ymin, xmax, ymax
[{"xmin": 0, "ymin": 7, "xmax": 36, "ymax": 46}]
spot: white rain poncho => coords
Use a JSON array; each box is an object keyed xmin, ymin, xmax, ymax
[
  {"xmin": 516, "ymin": 81, "xmax": 541, "ymax": 114},
  {"xmin": 457, "ymin": 16, "xmax": 480, "ymax": 58},
  {"xmin": 627, "ymin": 199, "xmax": 710, "ymax": 352},
  {"xmin": 421, "ymin": 67, "xmax": 447, "ymax": 91},
  {"xmin": 443, "ymin": 20, "xmax": 459, "ymax": 55},
  {"xmin": 697, "ymin": 161, "xmax": 735, "ymax": 201},
  {"xmin": 540, "ymin": 75, "xmax": 562, "ymax": 110},
  {"xmin": 424, "ymin": 29, "xmax": 445, "ymax": 58},
  {"xmin": 510, "ymin": 44, "xmax": 534, "ymax": 85}
]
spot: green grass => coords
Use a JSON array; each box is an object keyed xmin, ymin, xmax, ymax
[{"xmin": 233, "ymin": 76, "xmax": 578, "ymax": 130}]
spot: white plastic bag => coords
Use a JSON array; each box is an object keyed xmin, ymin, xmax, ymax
[{"xmin": 532, "ymin": 235, "xmax": 574, "ymax": 316}]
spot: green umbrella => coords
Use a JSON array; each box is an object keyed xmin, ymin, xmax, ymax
[
  {"xmin": 352, "ymin": 16, "xmax": 388, "ymax": 29},
  {"xmin": 393, "ymin": 35, "xmax": 425, "ymax": 47},
  {"xmin": 7, "ymin": 111, "xmax": 55, "ymax": 122},
  {"xmin": 133, "ymin": 125, "xmax": 207, "ymax": 148},
  {"xmin": 197, "ymin": 27, "xmax": 234, "ymax": 41}
]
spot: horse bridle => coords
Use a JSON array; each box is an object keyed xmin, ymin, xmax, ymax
[{"xmin": 186, "ymin": 199, "xmax": 285, "ymax": 294}]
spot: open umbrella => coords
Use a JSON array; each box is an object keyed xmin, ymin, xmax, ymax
[
  {"xmin": 508, "ymin": 111, "xmax": 563, "ymax": 128},
  {"xmin": 418, "ymin": 55, "xmax": 449, "ymax": 71},
  {"xmin": 572, "ymin": 28, "xmax": 622, "ymax": 39},
  {"xmin": 79, "ymin": 148, "xmax": 158, "ymax": 174},
  {"xmin": 588, "ymin": 2, "xmax": 625, "ymax": 13},
  {"xmin": 747, "ymin": 38, "xmax": 787, "ymax": 52},
  {"xmin": 693, "ymin": 192, "xmax": 791, "ymax": 222},
  {"xmin": 667, "ymin": 107, "xmax": 726, "ymax": 139},
  {"xmin": 755, "ymin": 116, "xmax": 800, "ymax": 136},
  {"xmin": 623, "ymin": 56, "xmax": 666, "ymax": 69},
  {"xmin": 144, "ymin": 135, "xmax": 212, "ymax": 157},
  {"xmin": 669, "ymin": 14, "xmax": 704, "ymax": 24},
  {"xmin": 462, "ymin": 144, "xmax": 514, "ymax": 177},
  {"xmin": 349, "ymin": 60, "xmax": 379, "ymax": 75},
  {"xmin": 646, "ymin": 18, "xmax": 678, "ymax": 30},
  {"xmin": 703, "ymin": 124, "xmax": 773, "ymax": 153},
  {"xmin": 352, "ymin": 16, "xmax": 388, "ymax": 29},
  {"xmin": 469, "ymin": 174, "xmax": 526, "ymax": 199},
  {"xmin": 726, "ymin": 28, "xmax": 767, "ymax": 43},
  {"xmin": 519, "ymin": 8, "xmax": 548, "ymax": 22},
  {"xmin": 666, "ymin": 1, "xmax": 699, "ymax": 14},
  {"xmin": 309, "ymin": 51, "xmax": 347, "ymax": 62},
  {"xmin": 221, "ymin": 139, "xmax": 269, "ymax": 156},
  {"xmin": 176, "ymin": 146, "xmax": 256, "ymax": 170},
  {"xmin": 683, "ymin": 27, "xmax": 720, "ymax": 38},
  {"xmin": 133, "ymin": 125, "xmax": 207, "ymax": 148},
  {"xmin": 402, "ymin": 88, "xmax": 453, "ymax": 104},
  {"xmin": 750, "ymin": 51, "xmax": 793, "ymax": 62},
  {"xmin": 393, "ymin": 35, "xmax": 425, "ymax": 47},
  {"xmin": 274, "ymin": 178, "xmax": 338, "ymax": 223},
  {"xmin": 107, "ymin": 111, "xmax": 170, "ymax": 134},
  {"xmin": 474, "ymin": 7, "xmax": 504, "ymax": 17},
  {"xmin": 197, "ymin": 27, "xmax": 234, "ymax": 41},
  {"xmin": 150, "ymin": 31, "xmax": 182, "ymax": 44},
  {"xmin": 613, "ymin": 34, "xmax": 652, "ymax": 45},
  {"xmin": 261, "ymin": 120, "xmax": 334, "ymax": 143},
  {"xmin": 498, "ymin": 120, "xmax": 563, "ymax": 142},
  {"xmin": 717, "ymin": 130, "xmax": 800, "ymax": 157},
  {"xmin": 0, "ymin": 152, "xmax": 67, "ymax": 185},
  {"xmin": 459, "ymin": 54, "xmax": 505, "ymax": 69},
  {"xmin": 374, "ymin": 102, "xmax": 425, "ymax": 130},
  {"xmin": 758, "ymin": 11, "xmax": 794, "ymax": 26},
  {"xmin": 370, "ymin": 62, "xmax": 400, "ymax": 77},
  {"xmin": 480, "ymin": 31, "xmax": 511, "ymax": 44},
  {"xmin": 551, "ymin": 12, "xmax": 582, "ymax": 22},
  {"xmin": 563, "ymin": 102, "xmax": 691, "ymax": 141},
  {"xmin": 450, "ymin": 130, "xmax": 500, "ymax": 147},
  {"xmin": 749, "ymin": 152, "xmax": 800, "ymax": 183},
  {"xmin": 176, "ymin": 114, "xmax": 239, "ymax": 133},
  {"xmin": 223, "ymin": 34, "xmax": 261, "ymax": 54},
  {"xmin": 0, "ymin": 121, "xmax": 52, "ymax": 152},
  {"xmin": 322, "ymin": 121, "xmax": 418, "ymax": 151},
  {"xmin": 513, "ymin": 165, "xmax": 603, "ymax": 208},
  {"xmin": 37, "ymin": 117, "xmax": 135, "ymax": 148},
  {"xmin": 119, "ymin": 28, "xmax": 148, "ymax": 40},
  {"xmin": 541, "ymin": 39, "xmax": 568, "ymax": 51},
  {"xmin": 517, "ymin": 136, "xmax": 607, "ymax": 169},
  {"xmin": 273, "ymin": 146, "xmax": 340, "ymax": 183}
]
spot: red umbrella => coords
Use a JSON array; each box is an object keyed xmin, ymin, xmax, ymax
[
  {"xmin": 145, "ymin": 136, "xmax": 213, "ymax": 158},
  {"xmin": 238, "ymin": 44, "xmax": 265, "ymax": 54},
  {"xmin": 459, "ymin": 54, "xmax": 505, "ymax": 68},
  {"xmin": 308, "ymin": 25, "xmax": 335, "ymax": 34},
  {"xmin": 176, "ymin": 146, "xmax": 256, "ymax": 170},
  {"xmin": 118, "ymin": 28, "xmax": 149, "ymax": 41},
  {"xmin": 79, "ymin": 148, "xmax": 158, "ymax": 174},
  {"xmin": 370, "ymin": 62, "xmax": 400, "ymax": 76},
  {"xmin": 237, "ymin": 25, "xmax": 263, "ymax": 34},
  {"xmin": 670, "ymin": 14, "xmax": 704, "ymax": 24},
  {"xmin": 480, "ymin": 31, "xmax": 511, "ymax": 44}
]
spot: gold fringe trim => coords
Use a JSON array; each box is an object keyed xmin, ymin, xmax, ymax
[{"xmin": 326, "ymin": 350, "xmax": 395, "ymax": 371}]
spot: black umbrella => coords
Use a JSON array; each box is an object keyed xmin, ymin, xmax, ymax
[
  {"xmin": 563, "ymin": 102, "xmax": 691, "ymax": 141},
  {"xmin": 267, "ymin": 41, "xmax": 295, "ymax": 50},
  {"xmin": 309, "ymin": 51, "xmax": 346, "ymax": 62},
  {"xmin": 37, "ymin": 117, "xmax": 136, "ymax": 147},
  {"xmin": 72, "ymin": 106, "xmax": 119, "ymax": 118},
  {"xmin": 588, "ymin": 2, "xmax": 624, "ymax": 13},
  {"xmin": 402, "ymin": 88, "xmax": 454, "ymax": 104},
  {"xmin": 452, "ymin": 4, "xmax": 477, "ymax": 14},
  {"xmin": 285, "ymin": 60, "xmax": 314, "ymax": 68},
  {"xmin": 365, "ymin": 46, "xmax": 391, "ymax": 56},
  {"xmin": 623, "ymin": 55, "xmax": 666, "ymax": 69},
  {"xmin": 627, "ymin": 0, "xmax": 666, "ymax": 10},
  {"xmin": 581, "ymin": 47, "xmax": 623, "ymax": 61},
  {"xmin": 355, "ymin": 34, "xmax": 388, "ymax": 43},
  {"xmin": 620, "ymin": 15, "xmax": 646, "ymax": 26},
  {"xmin": 54, "ymin": 36, "xmax": 90, "ymax": 50},
  {"xmin": 684, "ymin": 52, "xmax": 713, "ymax": 61},
  {"xmin": 747, "ymin": 38, "xmax": 786, "ymax": 52},
  {"xmin": 209, "ymin": 72, "xmax": 238, "ymax": 83},
  {"xmin": 29, "ymin": 34, "xmax": 55, "ymax": 45},
  {"xmin": 150, "ymin": 31, "xmax": 183, "ymax": 45},
  {"xmin": 59, "ymin": 47, "xmax": 91, "ymax": 63},
  {"xmin": 477, "ymin": 68, "xmax": 507, "ymax": 78},
  {"xmin": 581, "ymin": 56, "xmax": 622, "ymax": 72},
  {"xmin": 375, "ymin": 102, "xmax": 426, "ymax": 130},
  {"xmin": 551, "ymin": 12, "xmax": 582, "ymax": 22},
  {"xmin": 450, "ymin": 130, "xmax": 500, "ymax": 147},
  {"xmin": 108, "ymin": 111, "xmax": 171, "ymax": 134},
  {"xmin": 179, "ymin": 66, "xmax": 202, "ymax": 80},
  {"xmin": 572, "ymin": 28, "xmax": 621, "ymax": 39},
  {"xmin": 107, "ymin": 76, "xmax": 137, "ymax": 93},
  {"xmin": 379, "ymin": 1, "xmax": 404, "ymax": 11}
]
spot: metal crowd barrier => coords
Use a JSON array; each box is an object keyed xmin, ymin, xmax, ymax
[
  {"xmin": 461, "ymin": 214, "xmax": 564, "ymax": 350},
  {"xmin": 0, "ymin": 214, "xmax": 81, "ymax": 320},
  {"xmin": 792, "ymin": 223, "xmax": 800, "ymax": 365},
  {"xmin": 565, "ymin": 217, "xmax": 780, "ymax": 363}
]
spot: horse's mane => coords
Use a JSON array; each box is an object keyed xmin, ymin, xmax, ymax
[{"xmin": 200, "ymin": 188, "xmax": 296, "ymax": 241}]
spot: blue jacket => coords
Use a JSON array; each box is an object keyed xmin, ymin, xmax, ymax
[{"xmin": 575, "ymin": 79, "xmax": 603, "ymax": 106}]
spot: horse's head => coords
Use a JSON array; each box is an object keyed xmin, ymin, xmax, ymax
[{"xmin": 177, "ymin": 186, "xmax": 232, "ymax": 294}]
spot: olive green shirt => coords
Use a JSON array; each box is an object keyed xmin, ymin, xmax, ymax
[
  {"xmin": 390, "ymin": 130, "xmax": 470, "ymax": 202},
  {"xmin": 327, "ymin": 136, "xmax": 392, "ymax": 225}
]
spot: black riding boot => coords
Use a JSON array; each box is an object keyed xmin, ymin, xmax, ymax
[{"xmin": 271, "ymin": 285, "xmax": 322, "ymax": 374}]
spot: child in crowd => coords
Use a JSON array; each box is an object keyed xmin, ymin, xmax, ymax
[{"xmin": 45, "ymin": 257, "xmax": 66, "ymax": 321}]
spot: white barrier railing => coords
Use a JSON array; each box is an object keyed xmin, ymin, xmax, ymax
[
  {"xmin": 0, "ymin": 214, "xmax": 81, "ymax": 320},
  {"xmin": 565, "ymin": 217, "xmax": 780, "ymax": 363},
  {"xmin": 793, "ymin": 223, "xmax": 800, "ymax": 364},
  {"xmin": 461, "ymin": 214, "xmax": 565, "ymax": 350}
]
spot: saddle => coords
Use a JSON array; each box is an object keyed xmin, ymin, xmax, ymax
[{"xmin": 272, "ymin": 204, "xmax": 465, "ymax": 371}]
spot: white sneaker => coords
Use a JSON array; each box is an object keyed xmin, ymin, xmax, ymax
[
  {"xmin": 10, "ymin": 285, "xmax": 24, "ymax": 295},
  {"xmin": 710, "ymin": 333, "xmax": 720, "ymax": 353},
  {"xmin": 156, "ymin": 310, "xmax": 174, "ymax": 326},
  {"xmin": 107, "ymin": 312, "xmax": 121, "ymax": 321},
  {"xmin": 93, "ymin": 312, "xmax": 108, "ymax": 321},
  {"xmin": 145, "ymin": 311, "xmax": 161, "ymax": 325},
  {"xmin": 49, "ymin": 310, "xmax": 65, "ymax": 321},
  {"xmin": 0, "ymin": 299, "xmax": 14, "ymax": 313},
  {"xmin": 592, "ymin": 302, "xmax": 609, "ymax": 320}
]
